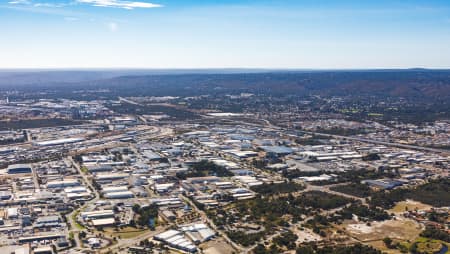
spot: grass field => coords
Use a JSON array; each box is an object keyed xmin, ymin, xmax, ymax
[
  {"xmin": 369, "ymin": 240, "xmax": 401, "ymax": 254},
  {"xmin": 368, "ymin": 236, "xmax": 449, "ymax": 254},
  {"xmin": 389, "ymin": 200, "xmax": 432, "ymax": 214},
  {"xmin": 103, "ymin": 226, "xmax": 150, "ymax": 239},
  {"xmin": 415, "ymin": 237, "xmax": 449, "ymax": 254}
]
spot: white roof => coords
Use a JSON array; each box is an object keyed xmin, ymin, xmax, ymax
[
  {"xmin": 166, "ymin": 235, "xmax": 184, "ymax": 243},
  {"xmin": 102, "ymin": 186, "xmax": 128, "ymax": 193},
  {"xmin": 35, "ymin": 137, "xmax": 84, "ymax": 146},
  {"xmin": 92, "ymin": 218, "xmax": 115, "ymax": 226},
  {"xmin": 198, "ymin": 228, "xmax": 215, "ymax": 239},
  {"xmin": 104, "ymin": 191, "xmax": 134, "ymax": 198},
  {"xmin": 66, "ymin": 192, "xmax": 91, "ymax": 198},
  {"xmin": 7, "ymin": 207, "xmax": 18, "ymax": 216},
  {"xmin": 96, "ymin": 173, "xmax": 128, "ymax": 180},
  {"xmin": 156, "ymin": 229, "xmax": 181, "ymax": 240},
  {"xmin": 64, "ymin": 186, "xmax": 87, "ymax": 193}
]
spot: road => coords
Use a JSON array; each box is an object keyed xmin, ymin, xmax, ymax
[
  {"xmin": 65, "ymin": 156, "xmax": 100, "ymax": 250},
  {"xmin": 69, "ymin": 156, "xmax": 99, "ymax": 199},
  {"xmin": 181, "ymin": 195, "xmax": 244, "ymax": 253},
  {"xmin": 187, "ymin": 121, "xmax": 371, "ymax": 253},
  {"xmin": 65, "ymin": 125, "xmax": 173, "ymax": 253},
  {"xmin": 304, "ymin": 183, "xmax": 367, "ymax": 204}
]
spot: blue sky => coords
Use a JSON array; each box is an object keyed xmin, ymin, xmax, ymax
[{"xmin": 1, "ymin": 0, "xmax": 450, "ymax": 68}]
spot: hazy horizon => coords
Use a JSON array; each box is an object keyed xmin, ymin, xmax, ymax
[{"xmin": 1, "ymin": 67, "xmax": 450, "ymax": 72}]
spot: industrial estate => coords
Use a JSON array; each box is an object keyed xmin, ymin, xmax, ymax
[{"xmin": 0, "ymin": 70, "xmax": 449, "ymax": 254}]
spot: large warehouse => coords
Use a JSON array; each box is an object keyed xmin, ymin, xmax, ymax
[
  {"xmin": 34, "ymin": 137, "xmax": 84, "ymax": 146},
  {"xmin": 7, "ymin": 164, "xmax": 32, "ymax": 174}
]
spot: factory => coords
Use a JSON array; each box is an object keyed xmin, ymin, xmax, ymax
[
  {"xmin": 34, "ymin": 215, "xmax": 62, "ymax": 228},
  {"xmin": 261, "ymin": 146, "xmax": 294, "ymax": 157},
  {"xmin": 104, "ymin": 191, "xmax": 134, "ymax": 199},
  {"xmin": 101, "ymin": 186, "xmax": 128, "ymax": 194},
  {"xmin": 81, "ymin": 210, "xmax": 115, "ymax": 221},
  {"xmin": 34, "ymin": 137, "xmax": 84, "ymax": 147},
  {"xmin": 154, "ymin": 229, "xmax": 197, "ymax": 253},
  {"xmin": 95, "ymin": 173, "xmax": 129, "ymax": 182},
  {"xmin": 47, "ymin": 179, "xmax": 80, "ymax": 189},
  {"xmin": 298, "ymin": 151, "xmax": 362, "ymax": 162},
  {"xmin": 7, "ymin": 164, "xmax": 32, "ymax": 174},
  {"xmin": 180, "ymin": 223, "xmax": 216, "ymax": 243},
  {"xmin": 91, "ymin": 218, "xmax": 116, "ymax": 227},
  {"xmin": 362, "ymin": 179, "xmax": 405, "ymax": 190}
]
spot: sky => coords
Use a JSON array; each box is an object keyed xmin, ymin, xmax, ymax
[{"xmin": 1, "ymin": 0, "xmax": 450, "ymax": 69}]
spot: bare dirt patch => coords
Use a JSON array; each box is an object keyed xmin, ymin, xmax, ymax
[
  {"xmin": 345, "ymin": 218, "xmax": 422, "ymax": 242},
  {"xmin": 293, "ymin": 227, "xmax": 322, "ymax": 243},
  {"xmin": 201, "ymin": 237, "xmax": 236, "ymax": 254}
]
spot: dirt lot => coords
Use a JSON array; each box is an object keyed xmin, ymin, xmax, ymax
[
  {"xmin": 293, "ymin": 227, "xmax": 322, "ymax": 243},
  {"xmin": 201, "ymin": 237, "xmax": 236, "ymax": 254},
  {"xmin": 344, "ymin": 218, "xmax": 422, "ymax": 242}
]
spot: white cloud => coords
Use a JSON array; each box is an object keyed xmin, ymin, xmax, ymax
[
  {"xmin": 108, "ymin": 22, "xmax": 118, "ymax": 31},
  {"xmin": 34, "ymin": 2, "xmax": 66, "ymax": 8},
  {"xmin": 8, "ymin": 0, "xmax": 67, "ymax": 8},
  {"xmin": 77, "ymin": 0, "xmax": 162, "ymax": 9},
  {"xmin": 8, "ymin": 0, "xmax": 31, "ymax": 4},
  {"xmin": 7, "ymin": 0, "xmax": 161, "ymax": 10}
]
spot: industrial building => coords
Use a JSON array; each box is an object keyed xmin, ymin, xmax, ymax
[
  {"xmin": 34, "ymin": 137, "xmax": 84, "ymax": 146},
  {"xmin": 362, "ymin": 179, "xmax": 405, "ymax": 190},
  {"xmin": 103, "ymin": 191, "xmax": 134, "ymax": 199},
  {"xmin": 154, "ymin": 230, "xmax": 197, "ymax": 253},
  {"xmin": 91, "ymin": 218, "xmax": 116, "ymax": 227},
  {"xmin": 81, "ymin": 210, "xmax": 114, "ymax": 220},
  {"xmin": 261, "ymin": 146, "xmax": 294, "ymax": 157},
  {"xmin": 47, "ymin": 179, "xmax": 80, "ymax": 189},
  {"xmin": 7, "ymin": 164, "xmax": 32, "ymax": 174}
]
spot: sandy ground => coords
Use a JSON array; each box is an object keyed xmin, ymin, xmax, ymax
[
  {"xmin": 201, "ymin": 237, "xmax": 236, "ymax": 254},
  {"xmin": 293, "ymin": 227, "xmax": 322, "ymax": 243},
  {"xmin": 345, "ymin": 218, "xmax": 422, "ymax": 241}
]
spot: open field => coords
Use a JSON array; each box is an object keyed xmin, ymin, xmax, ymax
[
  {"xmin": 344, "ymin": 218, "xmax": 422, "ymax": 242},
  {"xmin": 414, "ymin": 237, "xmax": 450, "ymax": 254},
  {"xmin": 0, "ymin": 118, "xmax": 83, "ymax": 130},
  {"xmin": 379, "ymin": 237, "xmax": 450, "ymax": 254},
  {"xmin": 369, "ymin": 240, "xmax": 403, "ymax": 254},
  {"xmin": 103, "ymin": 226, "xmax": 150, "ymax": 239},
  {"xmin": 389, "ymin": 200, "xmax": 433, "ymax": 214}
]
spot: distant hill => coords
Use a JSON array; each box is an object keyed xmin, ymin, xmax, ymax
[
  {"xmin": 76, "ymin": 70, "xmax": 450, "ymax": 99},
  {"xmin": 0, "ymin": 69, "xmax": 270, "ymax": 86},
  {"xmin": 1, "ymin": 69, "xmax": 450, "ymax": 100}
]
